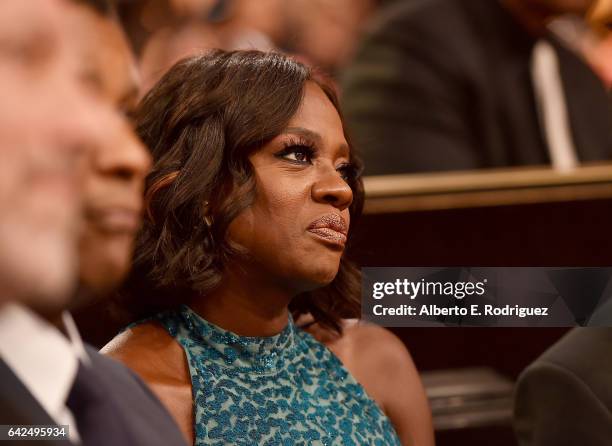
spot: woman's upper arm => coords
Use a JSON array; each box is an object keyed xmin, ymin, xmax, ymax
[
  {"xmin": 341, "ymin": 323, "xmax": 435, "ymax": 446},
  {"xmin": 101, "ymin": 325, "xmax": 195, "ymax": 444},
  {"xmin": 380, "ymin": 331, "xmax": 434, "ymax": 446}
]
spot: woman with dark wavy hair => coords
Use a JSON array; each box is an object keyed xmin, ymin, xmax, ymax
[{"xmin": 103, "ymin": 50, "xmax": 433, "ymax": 446}]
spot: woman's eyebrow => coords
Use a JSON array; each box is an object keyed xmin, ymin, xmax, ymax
[
  {"xmin": 284, "ymin": 126, "xmax": 349, "ymax": 158},
  {"xmin": 336, "ymin": 143, "xmax": 350, "ymax": 159},
  {"xmin": 284, "ymin": 127, "xmax": 322, "ymax": 146}
]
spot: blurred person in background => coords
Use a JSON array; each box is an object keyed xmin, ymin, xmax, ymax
[
  {"xmin": 283, "ymin": 0, "xmax": 378, "ymax": 75},
  {"xmin": 342, "ymin": 0, "xmax": 612, "ymax": 174},
  {"xmin": 131, "ymin": 0, "xmax": 380, "ymax": 93},
  {"xmin": 0, "ymin": 1, "xmax": 187, "ymax": 444},
  {"xmin": 587, "ymin": 0, "xmax": 612, "ymax": 86},
  {"xmin": 514, "ymin": 328, "xmax": 612, "ymax": 445},
  {"xmin": 116, "ymin": 0, "xmax": 227, "ymax": 56},
  {"xmin": 551, "ymin": 0, "xmax": 612, "ymax": 87},
  {"xmin": 137, "ymin": 0, "xmax": 279, "ymax": 93}
]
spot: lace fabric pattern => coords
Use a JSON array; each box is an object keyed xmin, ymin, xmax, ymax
[{"xmin": 152, "ymin": 305, "xmax": 402, "ymax": 446}]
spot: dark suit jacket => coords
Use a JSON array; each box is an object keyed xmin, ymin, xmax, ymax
[
  {"xmin": 0, "ymin": 359, "xmax": 70, "ymax": 446},
  {"xmin": 514, "ymin": 328, "xmax": 612, "ymax": 446},
  {"xmin": 0, "ymin": 346, "xmax": 187, "ymax": 446},
  {"xmin": 341, "ymin": 0, "xmax": 612, "ymax": 174}
]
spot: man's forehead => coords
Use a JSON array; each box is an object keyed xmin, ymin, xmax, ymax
[
  {"xmin": 0, "ymin": 0, "xmax": 78, "ymax": 77},
  {"xmin": 67, "ymin": 4, "xmax": 140, "ymax": 109}
]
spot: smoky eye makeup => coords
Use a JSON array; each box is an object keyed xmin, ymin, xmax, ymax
[
  {"xmin": 274, "ymin": 136, "xmax": 318, "ymax": 165},
  {"xmin": 273, "ymin": 134, "xmax": 361, "ymax": 182},
  {"xmin": 336, "ymin": 162, "xmax": 362, "ymax": 182}
]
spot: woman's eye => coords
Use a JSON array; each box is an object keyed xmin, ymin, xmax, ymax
[
  {"xmin": 279, "ymin": 145, "xmax": 313, "ymax": 163},
  {"xmin": 337, "ymin": 164, "xmax": 355, "ymax": 181},
  {"xmin": 286, "ymin": 150, "xmax": 309, "ymax": 162}
]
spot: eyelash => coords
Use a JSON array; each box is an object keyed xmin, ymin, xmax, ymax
[
  {"xmin": 275, "ymin": 138, "xmax": 359, "ymax": 182},
  {"xmin": 276, "ymin": 137, "xmax": 316, "ymax": 164}
]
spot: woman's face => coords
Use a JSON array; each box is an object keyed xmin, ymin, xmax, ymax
[
  {"xmin": 73, "ymin": 7, "xmax": 152, "ymax": 296},
  {"xmin": 228, "ymin": 82, "xmax": 354, "ymax": 294}
]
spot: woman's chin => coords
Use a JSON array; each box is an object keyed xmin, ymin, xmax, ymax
[{"xmin": 297, "ymin": 263, "xmax": 340, "ymax": 291}]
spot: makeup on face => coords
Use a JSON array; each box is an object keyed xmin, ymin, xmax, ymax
[
  {"xmin": 226, "ymin": 82, "xmax": 359, "ymax": 291},
  {"xmin": 307, "ymin": 213, "xmax": 348, "ymax": 249},
  {"xmin": 272, "ymin": 126, "xmax": 358, "ymax": 184}
]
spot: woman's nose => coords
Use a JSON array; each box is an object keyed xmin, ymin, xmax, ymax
[
  {"xmin": 311, "ymin": 165, "xmax": 353, "ymax": 211},
  {"xmin": 94, "ymin": 117, "xmax": 152, "ymax": 182}
]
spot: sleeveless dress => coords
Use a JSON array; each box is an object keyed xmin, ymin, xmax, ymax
[{"xmin": 151, "ymin": 304, "xmax": 402, "ymax": 446}]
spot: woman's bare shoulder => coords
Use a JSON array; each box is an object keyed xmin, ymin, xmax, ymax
[
  {"xmin": 304, "ymin": 319, "xmax": 435, "ymax": 446},
  {"xmin": 323, "ymin": 320, "xmax": 424, "ymax": 401},
  {"xmin": 340, "ymin": 320, "xmax": 409, "ymax": 363},
  {"xmin": 342, "ymin": 322, "xmax": 416, "ymax": 372},
  {"xmin": 101, "ymin": 321, "xmax": 189, "ymax": 384},
  {"xmin": 301, "ymin": 317, "xmax": 410, "ymax": 369},
  {"xmin": 101, "ymin": 321, "xmax": 194, "ymax": 442}
]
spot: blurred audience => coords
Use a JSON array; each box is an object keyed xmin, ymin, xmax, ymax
[
  {"xmin": 514, "ymin": 328, "xmax": 612, "ymax": 445},
  {"xmin": 282, "ymin": 0, "xmax": 379, "ymax": 74},
  {"xmin": 119, "ymin": 0, "xmax": 379, "ymax": 92},
  {"xmin": 341, "ymin": 0, "xmax": 612, "ymax": 174},
  {"xmin": 134, "ymin": 0, "xmax": 283, "ymax": 92}
]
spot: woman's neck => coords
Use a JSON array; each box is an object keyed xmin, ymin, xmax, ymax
[{"xmin": 188, "ymin": 271, "xmax": 296, "ymax": 337}]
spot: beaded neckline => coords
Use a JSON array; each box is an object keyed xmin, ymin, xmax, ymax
[
  {"xmin": 150, "ymin": 305, "xmax": 403, "ymax": 445},
  {"xmin": 176, "ymin": 304, "xmax": 297, "ymax": 372}
]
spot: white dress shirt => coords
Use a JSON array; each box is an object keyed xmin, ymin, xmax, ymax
[
  {"xmin": 531, "ymin": 39, "xmax": 579, "ymax": 172},
  {"xmin": 0, "ymin": 303, "xmax": 90, "ymax": 443}
]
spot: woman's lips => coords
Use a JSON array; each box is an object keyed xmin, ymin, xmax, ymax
[
  {"xmin": 308, "ymin": 227, "xmax": 347, "ymax": 246},
  {"xmin": 307, "ymin": 214, "xmax": 348, "ymax": 248}
]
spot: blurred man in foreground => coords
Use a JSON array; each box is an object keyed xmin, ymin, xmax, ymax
[
  {"xmin": 0, "ymin": 0, "xmax": 99, "ymax": 313},
  {"xmin": 0, "ymin": 1, "xmax": 186, "ymax": 444},
  {"xmin": 0, "ymin": 0, "xmax": 106, "ymax": 438}
]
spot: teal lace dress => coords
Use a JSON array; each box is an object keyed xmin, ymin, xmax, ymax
[{"xmin": 151, "ymin": 305, "xmax": 402, "ymax": 446}]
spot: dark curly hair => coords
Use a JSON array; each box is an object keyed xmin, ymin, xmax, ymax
[{"xmin": 122, "ymin": 49, "xmax": 364, "ymax": 333}]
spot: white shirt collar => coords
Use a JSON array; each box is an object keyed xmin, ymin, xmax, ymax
[{"xmin": 0, "ymin": 303, "xmax": 90, "ymax": 423}]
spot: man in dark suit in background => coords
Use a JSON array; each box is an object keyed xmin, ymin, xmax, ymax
[
  {"xmin": 0, "ymin": 1, "xmax": 186, "ymax": 445},
  {"xmin": 514, "ymin": 328, "xmax": 612, "ymax": 445},
  {"xmin": 342, "ymin": 0, "xmax": 612, "ymax": 174}
]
